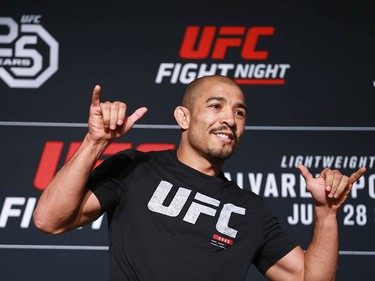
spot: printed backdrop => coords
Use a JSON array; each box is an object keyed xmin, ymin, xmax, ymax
[{"xmin": 1, "ymin": 1, "xmax": 374, "ymax": 280}]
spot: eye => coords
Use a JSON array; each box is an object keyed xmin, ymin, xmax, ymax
[
  {"xmin": 234, "ymin": 109, "xmax": 246, "ymax": 117},
  {"xmin": 209, "ymin": 103, "xmax": 222, "ymax": 110}
]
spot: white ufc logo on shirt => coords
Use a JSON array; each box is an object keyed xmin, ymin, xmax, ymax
[{"xmin": 147, "ymin": 180, "xmax": 246, "ymax": 238}]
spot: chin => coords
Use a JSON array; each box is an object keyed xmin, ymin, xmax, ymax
[{"xmin": 207, "ymin": 148, "xmax": 234, "ymax": 162}]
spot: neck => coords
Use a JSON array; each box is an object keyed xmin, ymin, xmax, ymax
[{"xmin": 176, "ymin": 147, "xmax": 224, "ymax": 177}]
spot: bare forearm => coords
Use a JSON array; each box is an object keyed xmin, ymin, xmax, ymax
[
  {"xmin": 33, "ymin": 134, "xmax": 110, "ymax": 233},
  {"xmin": 304, "ymin": 207, "xmax": 338, "ymax": 281}
]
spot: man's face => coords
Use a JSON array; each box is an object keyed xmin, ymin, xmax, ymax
[{"xmin": 186, "ymin": 81, "xmax": 247, "ymax": 162}]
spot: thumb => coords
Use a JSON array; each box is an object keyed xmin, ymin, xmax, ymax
[
  {"xmin": 91, "ymin": 85, "xmax": 101, "ymax": 107},
  {"xmin": 298, "ymin": 164, "xmax": 314, "ymax": 182}
]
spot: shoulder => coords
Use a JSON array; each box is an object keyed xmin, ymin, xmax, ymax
[
  {"xmin": 104, "ymin": 149, "xmax": 175, "ymax": 173},
  {"xmin": 89, "ymin": 149, "xmax": 151, "ymax": 178}
]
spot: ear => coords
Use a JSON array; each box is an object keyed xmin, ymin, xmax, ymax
[{"xmin": 174, "ymin": 106, "xmax": 190, "ymax": 130}]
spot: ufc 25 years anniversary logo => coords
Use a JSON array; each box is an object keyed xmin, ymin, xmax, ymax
[{"xmin": 0, "ymin": 15, "xmax": 59, "ymax": 88}]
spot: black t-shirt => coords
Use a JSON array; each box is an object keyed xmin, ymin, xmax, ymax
[{"xmin": 87, "ymin": 149, "xmax": 298, "ymax": 281}]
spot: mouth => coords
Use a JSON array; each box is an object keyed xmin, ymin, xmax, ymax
[
  {"xmin": 210, "ymin": 126, "xmax": 237, "ymax": 142},
  {"xmin": 214, "ymin": 132, "xmax": 234, "ymax": 141}
]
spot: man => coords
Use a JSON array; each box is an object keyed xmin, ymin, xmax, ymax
[{"xmin": 33, "ymin": 75, "xmax": 366, "ymax": 280}]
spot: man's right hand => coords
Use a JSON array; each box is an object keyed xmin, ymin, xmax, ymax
[{"xmin": 88, "ymin": 85, "xmax": 148, "ymax": 143}]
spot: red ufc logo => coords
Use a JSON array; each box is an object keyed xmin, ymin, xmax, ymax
[
  {"xmin": 179, "ymin": 26, "xmax": 275, "ymax": 60},
  {"xmin": 34, "ymin": 141, "xmax": 176, "ymax": 191}
]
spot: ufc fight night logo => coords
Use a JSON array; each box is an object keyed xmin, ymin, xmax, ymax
[
  {"xmin": 155, "ymin": 26, "xmax": 291, "ymax": 85},
  {"xmin": 0, "ymin": 15, "xmax": 59, "ymax": 88}
]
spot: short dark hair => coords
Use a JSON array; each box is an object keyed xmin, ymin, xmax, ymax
[{"xmin": 181, "ymin": 75, "xmax": 241, "ymax": 110}]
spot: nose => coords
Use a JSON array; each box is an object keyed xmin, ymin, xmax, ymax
[{"xmin": 220, "ymin": 108, "xmax": 236, "ymax": 128}]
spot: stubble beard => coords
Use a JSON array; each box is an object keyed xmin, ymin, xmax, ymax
[
  {"xmin": 206, "ymin": 126, "xmax": 238, "ymax": 161},
  {"xmin": 188, "ymin": 124, "xmax": 238, "ymax": 162},
  {"xmin": 205, "ymin": 145, "xmax": 234, "ymax": 162}
]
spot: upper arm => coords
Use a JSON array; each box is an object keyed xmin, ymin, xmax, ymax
[
  {"xmin": 264, "ymin": 246, "xmax": 305, "ymax": 281},
  {"xmin": 55, "ymin": 189, "xmax": 102, "ymax": 234},
  {"xmin": 34, "ymin": 188, "xmax": 102, "ymax": 235},
  {"xmin": 77, "ymin": 189, "xmax": 102, "ymax": 227}
]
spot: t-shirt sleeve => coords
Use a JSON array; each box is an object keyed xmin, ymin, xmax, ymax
[
  {"xmin": 86, "ymin": 149, "xmax": 142, "ymax": 213},
  {"xmin": 253, "ymin": 205, "xmax": 299, "ymax": 275}
]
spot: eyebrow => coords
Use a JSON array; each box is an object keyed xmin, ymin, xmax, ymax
[{"xmin": 205, "ymin": 96, "xmax": 248, "ymax": 113}]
